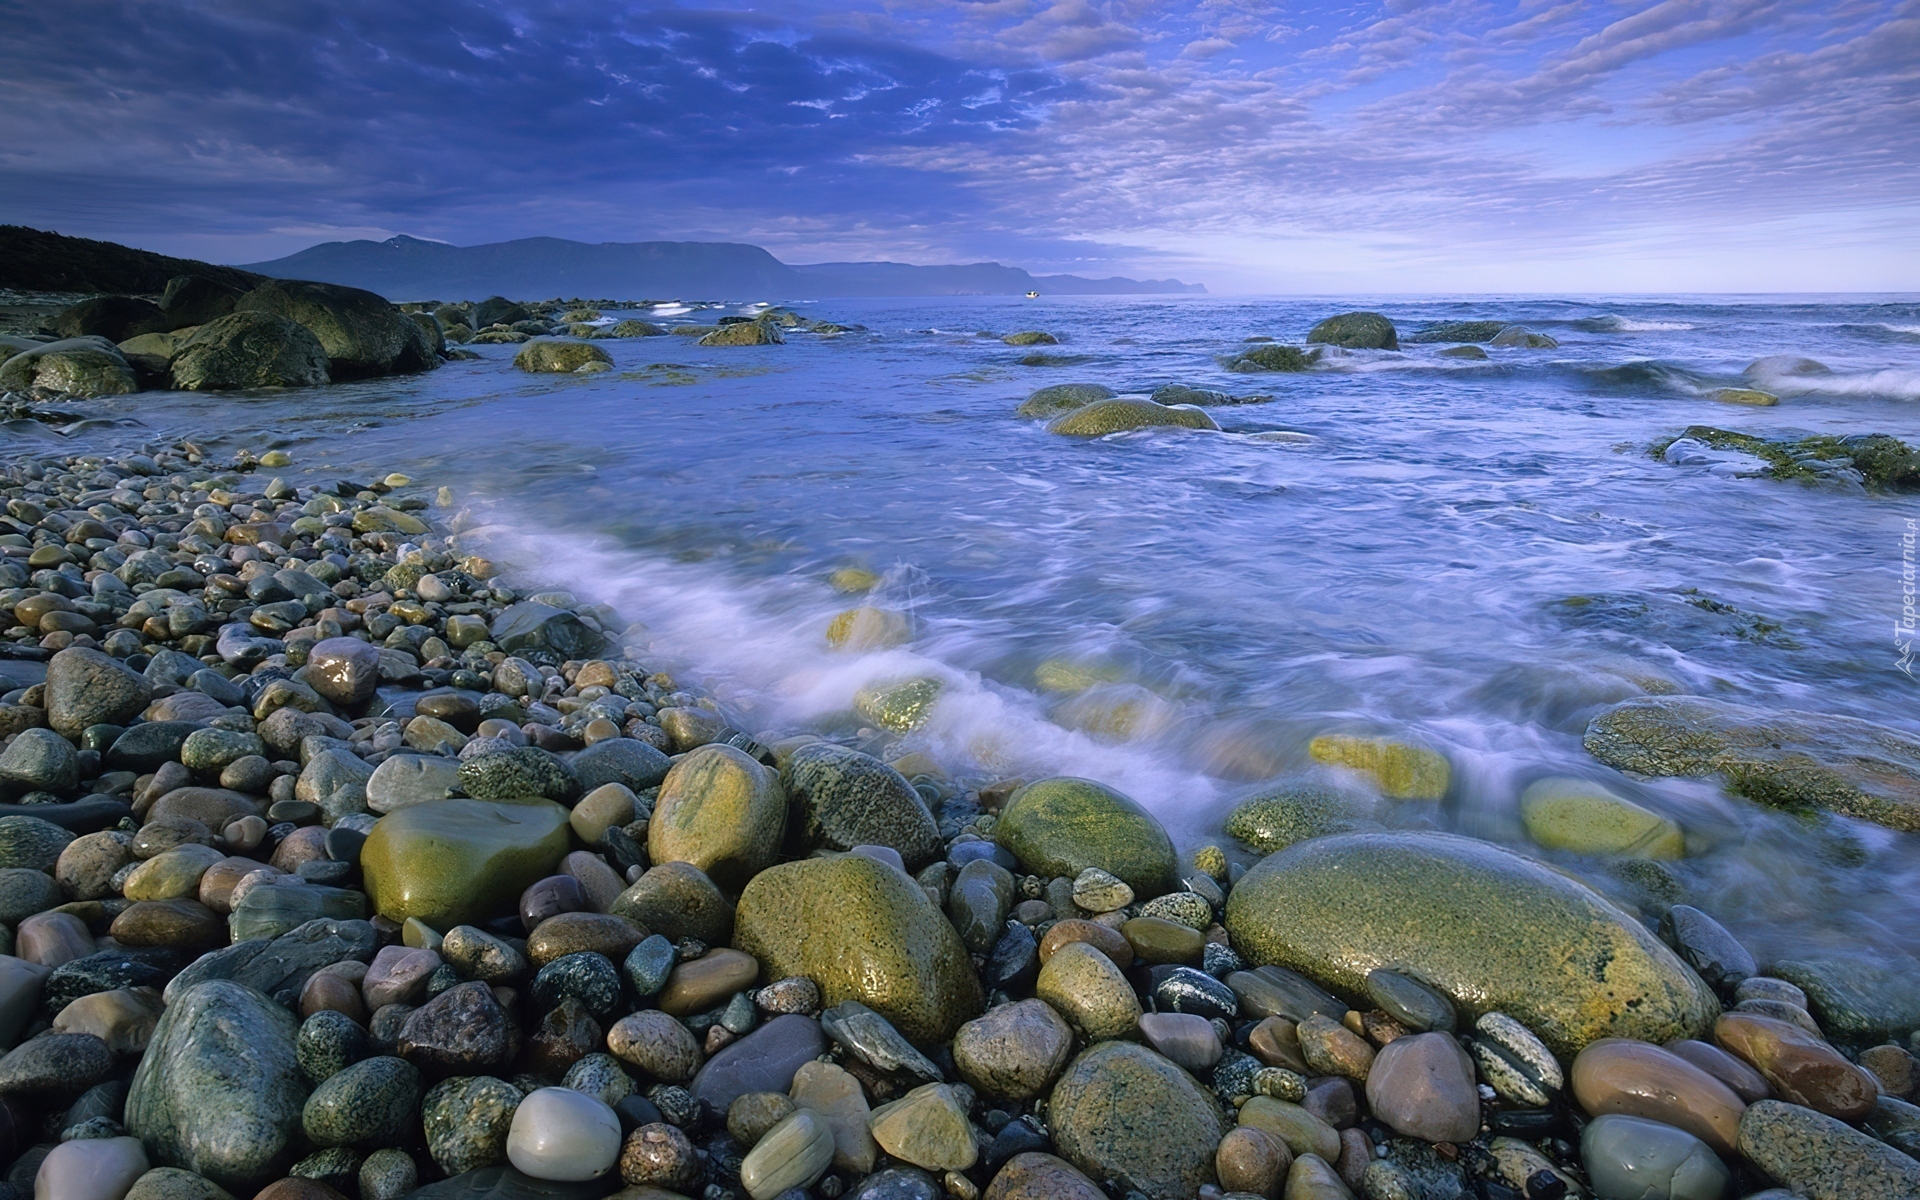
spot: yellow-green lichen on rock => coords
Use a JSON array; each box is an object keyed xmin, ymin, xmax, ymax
[
  {"xmin": 828, "ymin": 567, "xmax": 881, "ymax": 593},
  {"xmin": 825, "ymin": 607, "xmax": 911, "ymax": 651},
  {"xmin": 1047, "ymin": 399, "xmax": 1218, "ymax": 438},
  {"xmin": 733, "ymin": 852, "xmax": 982, "ymax": 1043},
  {"xmin": 1033, "ymin": 658, "xmax": 1125, "ymax": 694},
  {"xmin": 855, "ymin": 677, "xmax": 943, "ymax": 733},
  {"xmin": 1710, "ymin": 388, "xmax": 1779, "ymax": 406},
  {"xmin": 1224, "ymin": 784, "xmax": 1368, "ymax": 854},
  {"xmin": 1051, "ymin": 684, "xmax": 1174, "ymax": 743},
  {"xmin": 1518, "ymin": 776, "xmax": 1684, "ymax": 859},
  {"xmin": 1048, "ymin": 1042, "xmax": 1225, "ymax": 1200},
  {"xmin": 1222, "ymin": 831, "xmax": 1719, "ymax": 1057},
  {"xmin": 1308, "ymin": 734, "xmax": 1450, "ymax": 800},
  {"xmin": 360, "ymin": 797, "xmax": 573, "ymax": 929},
  {"xmin": 993, "ymin": 777, "xmax": 1178, "ymax": 898},
  {"xmin": 648, "ymin": 744, "xmax": 787, "ymax": 891}
]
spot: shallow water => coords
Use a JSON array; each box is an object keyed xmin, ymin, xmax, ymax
[{"xmin": 23, "ymin": 293, "xmax": 1920, "ymax": 975}]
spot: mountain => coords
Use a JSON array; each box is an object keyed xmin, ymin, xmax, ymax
[
  {"xmin": 241, "ymin": 235, "xmax": 1203, "ymax": 299},
  {"xmin": 0, "ymin": 226, "xmax": 263, "ymax": 295}
]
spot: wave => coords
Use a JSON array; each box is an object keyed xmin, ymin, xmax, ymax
[
  {"xmin": 1572, "ymin": 314, "xmax": 1696, "ymax": 333},
  {"xmin": 1567, "ymin": 359, "xmax": 1718, "ymax": 395},
  {"xmin": 1746, "ymin": 354, "xmax": 1920, "ymax": 400}
]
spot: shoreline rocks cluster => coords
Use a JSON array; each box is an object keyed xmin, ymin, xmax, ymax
[{"xmin": 0, "ymin": 441, "xmax": 1914, "ymax": 1200}]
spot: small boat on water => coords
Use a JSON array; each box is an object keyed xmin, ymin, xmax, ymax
[{"xmin": 1025, "ymin": 290, "xmax": 1039, "ymax": 299}]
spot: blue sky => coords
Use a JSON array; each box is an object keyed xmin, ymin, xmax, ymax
[{"xmin": 2, "ymin": 0, "xmax": 1914, "ymax": 291}]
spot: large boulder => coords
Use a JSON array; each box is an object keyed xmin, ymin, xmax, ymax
[
  {"xmin": 1016, "ymin": 383, "xmax": 1115, "ymax": 418},
  {"xmin": 1223, "ymin": 832, "xmax": 1718, "ymax": 1056},
  {"xmin": 699, "ymin": 323, "xmax": 782, "ymax": 347},
  {"xmin": 53, "ymin": 295, "xmax": 171, "ymax": 343},
  {"xmin": 169, "ymin": 312, "xmax": 330, "ymax": 390},
  {"xmin": 160, "ymin": 275, "xmax": 247, "ymax": 328},
  {"xmin": 993, "ymin": 777, "xmax": 1177, "ymax": 898},
  {"xmin": 1047, "ymin": 1042, "xmax": 1224, "ymax": 1200},
  {"xmin": 474, "ymin": 297, "xmax": 531, "ymax": 329},
  {"xmin": 648, "ymin": 745, "xmax": 786, "ymax": 891},
  {"xmin": 1047, "ymin": 399, "xmax": 1217, "ymax": 437},
  {"xmin": 733, "ymin": 852, "xmax": 982, "ymax": 1043},
  {"xmin": 1584, "ymin": 696, "xmax": 1920, "ymax": 831},
  {"xmin": 513, "ymin": 340, "xmax": 611, "ymax": 373},
  {"xmin": 0, "ymin": 337, "xmax": 138, "ymax": 397},
  {"xmin": 1306, "ymin": 311, "xmax": 1398, "ymax": 350},
  {"xmin": 124, "ymin": 981, "xmax": 307, "ymax": 1188},
  {"xmin": 359, "ymin": 798, "xmax": 572, "ymax": 928},
  {"xmin": 779, "ymin": 741, "xmax": 942, "ymax": 867},
  {"xmin": 235, "ymin": 279, "xmax": 437, "ymax": 379},
  {"xmin": 407, "ymin": 311, "xmax": 447, "ymax": 355},
  {"xmin": 1738, "ymin": 1099, "xmax": 1920, "ymax": 1199}
]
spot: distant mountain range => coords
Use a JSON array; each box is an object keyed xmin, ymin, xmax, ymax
[{"xmin": 241, "ymin": 235, "xmax": 1205, "ymax": 300}]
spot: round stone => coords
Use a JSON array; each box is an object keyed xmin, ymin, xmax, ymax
[
  {"xmin": 617, "ymin": 1122, "xmax": 700, "ymax": 1191},
  {"xmin": 505, "ymin": 1087, "xmax": 621, "ymax": 1181},
  {"xmin": 1049, "ymin": 1042, "xmax": 1226, "ymax": 1200},
  {"xmin": 1034, "ymin": 940, "xmax": 1140, "ymax": 1043},
  {"xmin": 1571, "ymin": 1038, "xmax": 1746, "ymax": 1156},
  {"xmin": 993, "ymin": 778, "xmax": 1177, "ymax": 898},
  {"xmin": 1581, "ymin": 1113, "xmax": 1730, "ymax": 1200},
  {"xmin": 422, "ymin": 1075, "xmax": 523, "ymax": 1175},
  {"xmin": 952, "ymin": 999, "xmax": 1074, "ymax": 1101},
  {"xmin": 608, "ymin": 1010, "xmax": 704, "ymax": 1084},
  {"xmin": 647, "ymin": 744, "xmax": 784, "ymax": 891},
  {"xmin": 303, "ymin": 1056, "xmax": 422, "ymax": 1147}
]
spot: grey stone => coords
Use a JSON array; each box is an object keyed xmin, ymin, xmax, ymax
[
  {"xmin": 166, "ymin": 918, "xmax": 376, "ymax": 1003},
  {"xmin": 566, "ymin": 738, "xmax": 669, "ymax": 794},
  {"xmin": 1739, "ymin": 1097, "xmax": 1920, "ymax": 1200},
  {"xmin": 0, "ymin": 729, "xmax": 79, "ymax": 796},
  {"xmin": 1581, "ymin": 1113, "xmax": 1729, "ymax": 1200},
  {"xmin": 0, "ymin": 812, "xmax": 74, "ymax": 871},
  {"xmin": 367, "ymin": 754, "xmax": 463, "ymax": 814},
  {"xmin": 228, "ymin": 884, "xmax": 368, "ymax": 941},
  {"xmin": 779, "ymin": 742, "xmax": 943, "ymax": 868},
  {"xmin": 421, "ymin": 1078, "xmax": 525, "ymax": 1175},
  {"xmin": 303, "ymin": 1055, "xmax": 422, "ymax": 1147},
  {"xmin": 689, "ymin": 1013, "xmax": 826, "ymax": 1112},
  {"xmin": 46, "ymin": 648, "xmax": 152, "ymax": 739}
]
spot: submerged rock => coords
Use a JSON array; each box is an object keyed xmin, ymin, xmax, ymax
[
  {"xmin": 1015, "ymin": 383, "xmax": 1114, "ymax": 418},
  {"xmin": 513, "ymin": 340, "xmax": 613, "ymax": 374},
  {"xmin": 993, "ymin": 776, "xmax": 1177, "ymax": 897},
  {"xmin": 1223, "ymin": 832, "xmax": 1719, "ymax": 1056},
  {"xmin": 1046, "ymin": 398, "xmax": 1218, "ymax": 436},
  {"xmin": 1584, "ymin": 695, "xmax": 1920, "ymax": 831},
  {"xmin": 1307, "ymin": 311, "xmax": 1398, "ymax": 350}
]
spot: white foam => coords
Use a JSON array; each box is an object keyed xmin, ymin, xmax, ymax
[
  {"xmin": 1749, "ymin": 363, "xmax": 1920, "ymax": 401},
  {"xmin": 1586, "ymin": 314, "xmax": 1695, "ymax": 332}
]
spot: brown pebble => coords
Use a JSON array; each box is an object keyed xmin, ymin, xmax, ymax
[
  {"xmin": 1036, "ymin": 918, "xmax": 1131, "ymax": 968},
  {"xmin": 1714, "ymin": 1011, "xmax": 1879, "ymax": 1121},
  {"xmin": 1216, "ymin": 1125, "xmax": 1291, "ymax": 1197},
  {"xmin": 300, "ymin": 971, "xmax": 370, "ymax": 1023},
  {"xmin": 619, "ymin": 1123, "xmax": 701, "ymax": 1191},
  {"xmin": 658, "ymin": 948, "xmax": 759, "ymax": 1017},
  {"xmin": 1860, "ymin": 1044, "xmax": 1917, "ymax": 1098},
  {"xmin": 1248, "ymin": 1016, "xmax": 1311, "ymax": 1074}
]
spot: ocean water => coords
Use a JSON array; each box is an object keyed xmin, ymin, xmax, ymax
[{"xmin": 26, "ymin": 293, "xmax": 1920, "ymax": 974}]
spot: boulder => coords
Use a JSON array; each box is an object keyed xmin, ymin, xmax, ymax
[
  {"xmin": 235, "ymin": 279, "xmax": 437, "ymax": 379},
  {"xmin": 407, "ymin": 312, "xmax": 447, "ymax": 355},
  {"xmin": 1491, "ymin": 326, "xmax": 1559, "ymax": 349},
  {"xmin": 1739, "ymin": 1099, "xmax": 1920, "ymax": 1200},
  {"xmin": 733, "ymin": 852, "xmax": 982, "ymax": 1043},
  {"xmin": 160, "ymin": 275, "xmax": 247, "ymax": 328},
  {"xmin": 117, "ymin": 329, "xmax": 195, "ymax": 380},
  {"xmin": 608, "ymin": 320, "xmax": 667, "ymax": 337},
  {"xmin": 993, "ymin": 777, "xmax": 1178, "ymax": 897},
  {"xmin": 359, "ymin": 798, "xmax": 573, "ymax": 928},
  {"xmin": 0, "ymin": 336, "xmax": 137, "ymax": 397},
  {"xmin": 54, "ymin": 295, "xmax": 171, "ymax": 342},
  {"xmin": 1047, "ymin": 399, "xmax": 1218, "ymax": 436},
  {"xmin": 1306, "ymin": 312, "xmax": 1398, "ymax": 350},
  {"xmin": 779, "ymin": 741, "xmax": 942, "ymax": 867},
  {"xmin": 1584, "ymin": 696, "xmax": 1920, "ymax": 831},
  {"xmin": 648, "ymin": 744, "xmax": 785, "ymax": 891},
  {"xmin": 1227, "ymin": 344, "xmax": 1318, "ymax": 372},
  {"xmin": 1015, "ymin": 383, "xmax": 1115, "ymax": 418},
  {"xmin": 125, "ymin": 981, "xmax": 307, "ymax": 1188},
  {"xmin": 512, "ymin": 340, "xmax": 612, "ymax": 374},
  {"xmin": 170, "ymin": 312, "xmax": 330, "ymax": 390},
  {"xmin": 46, "ymin": 647, "xmax": 153, "ymax": 738},
  {"xmin": 698, "ymin": 323, "xmax": 782, "ymax": 346},
  {"xmin": 474, "ymin": 297, "xmax": 532, "ymax": 328},
  {"xmin": 1048, "ymin": 1042, "xmax": 1224, "ymax": 1200},
  {"xmin": 1223, "ymin": 832, "xmax": 1719, "ymax": 1056}
]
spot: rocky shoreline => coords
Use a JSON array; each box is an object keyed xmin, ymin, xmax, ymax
[{"xmin": 0, "ymin": 425, "xmax": 1915, "ymax": 1200}]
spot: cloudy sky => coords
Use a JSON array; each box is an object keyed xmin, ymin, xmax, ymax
[{"xmin": 2, "ymin": 0, "xmax": 1914, "ymax": 291}]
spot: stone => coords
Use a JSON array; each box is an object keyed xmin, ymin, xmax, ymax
[
  {"xmin": 620, "ymin": 937, "xmax": 674, "ymax": 998},
  {"xmin": 505, "ymin": 1088, "xmax": 621, "ymax": 1180},
  {"xmin": 560, "ymin": 851, "xmax": 626, "ymax": 913},
  {"xmin": 948, "ymin": 859, "xmax": 1016, "ymax": 954},
  {"xmin": 1583, "ymin": 696, "xmax": 1920, "ymax": 831},
  {"xmin": 124, "ymin": 1168, "xmax": 235, "ymax": 1200},
  {"xmin": 179, "ymin": 729, "xmax": 265, "ymax": 776},
  {"xmin": 365, "ymin": 755, "xmax": 462, "ymax": 814},
  {"xmin": 1663, "ymin": 1038, "xmax": 1770, "ymax": 1103},
  {"xmin": 57, "ymin": 831, "xmax": 135, "ymax": 902},
  {"xmin": 1363, "ymin": 1032, "xmax": 1479, "ymax": 1144},
  {"xmin": 1365, "ymin": 970, "xmax": 1455, "ymax": 1033},
  {"xmin": 993, "ymin": 778, "xmax": 1177, "ymax": 898},
  {"xmin": 297, "ymin": 1010, "xmax": 369, "ymax": 1084},
  {"xmin": 779, "ymin": 742, "xmax": 942, "ymax": 867},
  {"xmin": 166, "ymin": 917, "xmax": 376, "ymax": 1001},
  {"xmin": 0, "ymin": 730, "xmax": 78, "ymax": 797},
  {"xmin": 646, "ymin": 745, "xmax": 784, "ymax": 890},
  {"xmin": 1047, "ymin": 398, "xmax": 1218, "ymax": 436},
  {"xmin": 1215, "ymin": 1127, "xmax": 1291, "ymax": 1198},
  {"xmin": 610, "ymin": 862, "xmax": 732, "ymax": 946},
  {"xmin": 526, "ymin": 912, "xmax": 644, "ymax": 968},
  {"xmin": 821, "ymin": 1000, "xmax": 942, "ymax": 1082},
  {"xmin": 1034, "ymin": 940, "xmax": 1140, "ymax": 1042},
  {"xmin": 531, "ymin": 952, "xmax": 622, "ymax": 1018},
  {"xmin": 1225, "ymin": 833, "xmax": 1718, "ymax": 1056},
  {"xmin": 609, "ymin": 1010, "xmax": 702, "ymax": 1086},
  {"xmin": 1238, "ymin": 1098, "xmax": 1340, "ymax": 1162},
  {"xmin": 125, "ymin": 844, "xmax": 224, "ymax": 900},
  {"xmin": 1069, "ymin": 867, "xmax": 1132, "ymax": 913},
  {"xmin": 568, "ymin": 740, "xmax": 670, "ymax": 795},
  {"xmin": 358, "ymin": 1149, "xmax": 417, "ymax": 1200},
  {"xmin": 1225, "ymin": 786, "xmax": 1363, "ymax": 854},
  {"xmin": 738, "ymin": 1109, "xmax": 833, "ymax": 1199},
  {"xmin": 1121, "ymin": 915, "xmax": 1204, "ymax": 965},
  {"xmin": 789, "ymin": 1060, "xmax": 875, "ymax": 1173},
  {"xmin": 1469, "ymin": 1011, "xmax": 1562, "ymax": 1107},
  {"xmin": 519, "ymin": 876, "xmax": 587, "ymax": 932},
  {"xmin": 364, "ymin": 945, "xmax": 442, "ymax": 1009},
  {"xmin": 52, "ymin": 986, "xmax": 164, "ymax": 1056},
  {"xmin": 982, "ymin": 1153, "xmax": 1105, "ymax": 1200},
  {"xmin": 398, "ymin": 981, "xmax": 517, "ymax": 1074},
  {"xmin": 361, "ymin": 799, "xmax": 572, "ymax": 929},
  {"xmin": 1306, "ymin": 312, "xmax": 1398, "ymax": 350},
  {"xmin": 0, "ymin": 337, "xmax": 137, "ymax": 397},
  {"xmin": 229, "ymin": 883, "xmax": 368, "ymax": 942},
  {"xmin": 459, "ymin": 749, "xmax": 578, "ymax": 805},
  {"xmin": 422, "ymin": 1076, "xmax": 523, "ymax": 1174},
  {"xmin": 1714, "ymin": 1012, "xmax": 1878, "ymax": 1120},
  {"xmin": 825, "ymin": 606, "xmax": 911, "ymax": 650},
  {"xmin": 46, "ymin": 649, "xmax": 152, "ymax": 739},
  {"xmin": 728, "ymin": 1091, "xmax": 797, "ymax": 1147},
  {"xmin": 1580, "ymin": 1113, "xmax": 1730, "ymax": 1200},
  {"xmin": 0, "ymin": 867, "xmax": 61, "ymax": 923},
  {"xmin": 734, "ymin": 853, "xmax": 981, "ymax": 1044},
  {"xmin": 0, "ymin": 1030, "xmax": 112, "ymax": 1097},
  {"xmin": 699, "ymin": 322, "xmax": 781, "ymax": 347},
  {"xmin": 1136, "ymin": 1012, "xmax": 1222, "ymax": 1074},
  {"xmin": 1518, "ymin": 776, "xmax": 1684, "ymax": 858},
  {"xmin": 951, "ymin": 999, "xmax": 1073, "ymax": 1101},
  {"xmin": 440, "ymin": 926, "xmax": 529, "ymax": 983},
  {"xmin": 111, "ymin": 899, "xmax": 225, "ymax": 950},
  {"xmin": 124, "ymin": 981, "xmax": 307, "ymax": 1188},
  {"xmin": 1770, "ymin": 957, "xmax": 1920, "ymax": 1042},
  {"xmin": 1305, "ymin": 736, "xmax": 1447, "ymax": 799},
  {"xmin": 1296, "ymin": 1014, "xmax": 1373, "ymax": 1082},
  {"xmin": 657, "ymin": 948, "xmax": 756, "ymax": 1017},
  {"xmin": 867, "ymin": 1082, "xmax": 976, "ymax": 1172},
  {"xmin": 303, "ymin": 1056, "xmax": 422, "ymax": 1147},
  {"xmin": 1572, "ymin": 1038, "xmax": 1746, "ymax": 1156},
  {"xmin": 33, "ymin": 1136, "xmax": 148, "ymax": 1200},
  {"xmin": 489, "ymin": 603, "xmax": 606, "ymax": 661},
  {"xmin": 568, "ymin": 785, "xmax": 637, "ymax": 845},
  {"xmin": 236, "ymin": 279, "xmax": 436, "ymax": 378},
  {"xmin": 687, "ymin": 1013, "xmax": 825, "ymax": 1112},
  {"xmin": 1659, "ymin": 905, "xmax": 1755, "ymax": 988},
  {"xmin": 1225, "ymin": 966, "xmax": 1347, "ymax": 1026},
  {"xmin": 1049, "ymin": 1042, "xmax": 1225, "ymax": 1200},
  {"xmin": 1038, "ymin": 919, "xmax": 1131, "ymax": 967},
  {"xmin": 1740, "ymin": 1098, "xmax": 1920, "ymax": 1199}
]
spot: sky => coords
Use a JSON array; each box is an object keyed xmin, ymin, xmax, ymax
[{"xmin": 1, "ymin": 0, "xmax": 1915, "ymax": 292}]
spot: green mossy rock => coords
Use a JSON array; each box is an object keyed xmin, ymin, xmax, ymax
[
  {"xmin": 1223, "ymin": 832, "xmax": 1718, "ymax": 1057},
  {"xmin": 1002, "ymin": 331, "xmax": 1058, "ymax": 346},
  {"xmin": 1308, "ymin": 734, "xmax": 1450, "ymax": 799},
  {"xmin": 699, "ymin": 322, "xmax": 783, "ymax": 347},
  {"xmin": 1047, "ymin": 399, "xmax": 1218, "ymax": 437},
  {"xmin": 1517, "ymin": 776, "xmax": 1684, "ymax": 859},
  {"xmin": 0, "ymin": 337, "xmax": 138, "ymax": 397},
  {"xmin": 1405, "ymin": 321, "xmax": 1508, "ymax": 344},
  {"xmin": 236, "ymin": 279, "xmax": 436, "ymax": 379},
  {"xmin": 648, "ymin": 744, "xmax": 786, "ymax": 891},
  {"xmin": 1016, "ymin": 383, "xmax": 1115, "ymax": 418},
  {"xmin": 779, "ymin": 741, "xmax": 942, "ymax": 868},
  {"xmin": 359, "ymin": 798, "xmax": 572, "ymax": 928},
  {"xmin": 1224, "ymin": 785, "xmax": 1366, "ymax": 853},
  {"xmin": 853, "ymin": 677, "xmax": 942, "ymax": 732},
  {"xmin": 1584, "ymin": 696, "xmax": 1920, "ymax": 832},
  {"xmin": 170, "ymin": 312, "xmax": 330, "ymax": 390},
  {"xmin": 1048, "ymin": 1042, "xmax": 1225, "ymax": 1200},
  {"xmin": 994, "ymin": 777, "xmax": 1178, "ymax": 897},
  {"xmin": 734, "ymin": 852, "xmax": 982, "ymax": 1044},
  {"xmin": 1307, "ymin": 311, "xmax": 1398, "ymax": 350},
  {"xmin": 1227, "ymin": 344, "xmax": 1318, "ymax": 373},
  {"xmin": 512, "ymin": 339, "xmax": 612, "ymax": 373}
]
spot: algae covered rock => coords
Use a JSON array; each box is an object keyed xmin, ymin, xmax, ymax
[
  {"xmin": 647, "ymin": 744, "xmax": 786, "ymax": 891},
  {"xmin": 1048, "ymin": 1041, "xmax": 1225, "ymax": 1200},
  {"xmin": 359, "ymin": 798, "xmax": 573, "ymax": 928},
  {"xmin": 1223, "ymin": 832, "xmax": 1719, "ymax": 1056},
  {"xmin": 733, "ymin": 852, "xmax": 982, "ymax": 1043},
  {"xmin": 0, "ymin": 337, "xmax": 138, "ymax": 397},
  {"xmin": 1307, "ymin": 312, "xmax": 1398, "ymax": 350},
  {"xmin": 779, "ymin": 741, "xmax": 942, "ymax": 867},
  {"xmin": 1518, "ymin": 776, "xmax": 1683, "ymax": 859},
  {"xmin": 699, "ymin": 322, "xmax": 782, "ymax": 347},
  {"xmin": 1227, "ymin": 344, "xmax": 1318, "ymax": 373},
  {"xmin": 994, "ymin": 777, "xmax": 1177, "ymax": 898},
  {"xmin": 1047, "ymin": 399, "xmax": 1218, "ymax": 437},
  {"xmin": 1307, "ymin": 734, "xmax": 1449, "ymax": 799},
  {"xmin": 513, "ymin": 340, "xmax": 612, "ymax": 374},
  {"xmin": 1584, "ymin": 696, "xmax": 1920, "ymax": 831},
  {"xmin": 825, "ymin": 606, "xmax": 910, "ymax": 650},
  {"xmin": 236, "ymin": 279, "xmax": 437, "ymax": 379},
  {"xmin": 854, "ymin": 677, "xmax": 942, "ymax": 732},
  {"xmin": 1016, "ymin": 383, "xmax": 1114, "ymax": 418},
  {"xmin": 1224, "ymin": 785, "xmax": 1365, "ymax": 853},
  {"xmin": 170, "ymin": 312, "xmax": 330, "ymax": 390}
]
